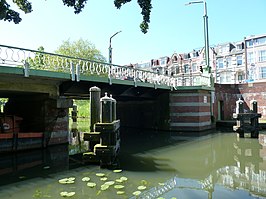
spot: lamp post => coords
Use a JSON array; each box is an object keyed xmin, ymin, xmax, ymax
[
  {"xmin": 185, "ymin": 0, "xmax": 210, "ymax": 73},
  {"xmin": 109, "ymin": 30, "xmax": 122, "ymax": 64}
]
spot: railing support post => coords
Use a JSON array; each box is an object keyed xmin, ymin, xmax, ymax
[
  {"xmin": 76, "ymin": 64, "xmax": 80, "ymax": 82},
  {"xmin": 23, "ymin": 61, "xmax": 29, "ymax": 77},
  {"xmin": 71, "ymin": 62, "xmax": 75, "ymax": 81}
]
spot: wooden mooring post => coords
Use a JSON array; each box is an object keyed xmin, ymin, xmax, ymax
[{"xmin": 233, "ymin": 99, "xmax": 261, "ymax": 138}]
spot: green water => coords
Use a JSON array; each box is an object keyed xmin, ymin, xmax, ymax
[{"xmin": 0, "ymin": 129, "xmax": 266, "ymax": 199}]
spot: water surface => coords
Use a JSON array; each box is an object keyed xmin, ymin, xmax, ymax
[{"xmin": 0, "ymin": 129, "xmax": 266, "ymax": 199}]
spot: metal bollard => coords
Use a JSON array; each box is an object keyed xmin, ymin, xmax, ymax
[
  {"xmin": 90, "ymin": 86, "xmax": 101, "ymax": 132},
  {"xmin": 250, "ymin": 100, "xmax": 258, "ymax": 113},
  {"xmin": 110, "ymin": 94, "xmax": 117, "ymax": 121},
  {"xmin": 236, "ymin": 98, "xmax": 244, "ymax": 114},
  {"xmin": 100, "ymin": 93, "xmax": 112, "ymax": 123}
]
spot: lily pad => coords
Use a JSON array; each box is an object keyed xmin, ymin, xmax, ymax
[
  {"xmin": 82, "ymin": 177, "xmax": 90, "ymax": 182},
  {"xmin": 113, "ymin": 169, "xmax": 122, "ymax": 173},
  {"xmin": 87, "ymin": 182, "xmax": 97, "ymax": 188},
  {"xmin": 141, "ymin": 180, "xmax": 148, "ymax": 185},
  {"xmin": 104, "ymin": 181, "xmax": 115, "ymax": 186},
  {"xmin": 120, "ymin": 176, "xmax": 128, "ymax": 182},
  {"xmin": 114, "ymin": 185, "xmax": 125, "ymax": 189},
  {"xmin": 137, "ymin": 185, "xmax": 147, "ymax": 190},
  {"xmin": 101, "ymin": 184, "xmax": 109, "ymax": 191},
  {"xmin": 60, "ymin": 191, "xmax": 68, "ymax": 197},
  {"xmin": 58, "ymin": 178, "xmax": 75, "ymax": 184},
  {"xmin": 66, "ymin": 192, "xmax": 76, "ymax": 197},
  {"xmin": 96, "ymin": 173, "xmax": 105, "ymax": 177},
  {"xmin": 100, "ymin": 177, "xmax": 108, "ymax": 181},
  {"xmin": 133, "ymin": 191, "xmax": 141, "ymax": 196},
  {"xmin": 59, "ymin": 191, "xmax": 76, "ymax": 197},
  {"xmin": 115, "ymin": 179, "xmax": 123, "ymax": 183},
  {"xmin": 58, "ymin": 178, "xmax": 69, "ymax": 184},
  {"xmin": 66, "ymin": 180, "xmax": 75, "ymax": 184},
  {"xmin": 68, "ymin": 177, "xmax": 75, "ymax": 181},
  {"xmin": 117, "ymin": 191, "xmax": 125, "ymax": 195}
]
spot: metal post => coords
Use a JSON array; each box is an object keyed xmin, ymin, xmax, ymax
[
  {"xmin": 203, "ymin": 0, "xmax": 210, "ymax": 73},
  {"xmin": 185, "ymin": 0, "xmax": 210, "ymax": 73},
  {"xmin": 100, "ymin": 93, "xmax": 112, "ymax": 123},
  {"xmin": 89, "ymin": 86, "xmax": 101, "ymax": 132},
  {"xmin": 71, "ymin": 62, "xmax": 75, "ymax": 81},
  {"xmin": 110, "ymin": 94, "xmax": 117, "ymax": 121},
  {"xmin": 24, "ymin": 61, "xmax": 29, "ymax": 77},
  {"xmin": 109, "ymin": 31, "xmax": 122, "ymax": 64}
]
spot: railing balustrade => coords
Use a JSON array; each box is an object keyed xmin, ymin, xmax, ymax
[{"xmin": 0, "ymin": 44, "xmax": 211, "ymax": 89}]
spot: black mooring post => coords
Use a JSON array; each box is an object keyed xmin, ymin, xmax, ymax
[
  {"xmin": 236, "ymin": 99, "xmax": 244, "ymax": 137},
  {"xmin": 251, "ymin": 100, "xmax": 259, "ymax": 138},
  {"xmin": 89, "ymin": 86, "xmax": 101, "ymax": 132}
]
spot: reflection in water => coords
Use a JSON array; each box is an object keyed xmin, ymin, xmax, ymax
[{"xmin": 0, "ymin": 130, "xmax": 266, "ymax": 198}]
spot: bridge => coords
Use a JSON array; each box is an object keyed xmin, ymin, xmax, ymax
[{"xmin": 0, "ymin": 44, "xmax": 214, "ymax": 151}]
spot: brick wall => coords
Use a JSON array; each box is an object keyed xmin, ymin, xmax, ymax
[
  {"xmin": 169, "ymin": 89, "xmax": 213, "ymax": 132},
  {"xmin": 214, "ymin": 82, "xmax": 266, "ymax": 121}
]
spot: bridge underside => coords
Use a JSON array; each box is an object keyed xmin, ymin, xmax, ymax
[{"xmin": 59, "ymin": 80, "xmax": 168, "ymax": 101}]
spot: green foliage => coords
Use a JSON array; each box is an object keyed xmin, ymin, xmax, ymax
[
  {"xmin": 0, "ymin": 0, "xmax": 32, "ymax": 24},
  {"xmin": 74, "ymin": 99, "xmax": 89, "ymax": 118},
  {"xmin": 114, "ymin": 0, "xmax": 152, "ymax": 34},
  {"xmin": 26, "ymin": 46, "xmax": 48, "ymax": 70},
  {"xmin": 1, "ymin": 0, "xmax": 152, "ymax": 34},
  {"xmin": 55, "ymin": 38, "xmax": 106, "ymax": 62},
  {"xmin": 62, "ymin": 0, "xmax": 88, "ymax": 14},
  {"xmin": 0, "ymin": 98, "xmax": 8, "ymax": 113},
  {"xmin": 26, "ymin": 39, "xmax": 106, "ymax": 72}
]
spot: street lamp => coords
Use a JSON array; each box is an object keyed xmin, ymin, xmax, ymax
[
  {"xmin": 185, "ymin": 0, "xmax": 210, "ymax": 73},
  {"xmin": 109, "ymin": 30, "xmax": 122, "ymax": 64}
]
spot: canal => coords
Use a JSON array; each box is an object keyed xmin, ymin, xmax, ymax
[{"xmin": 0, "ymin": 128, "xmax": 266, "ymax": 199}]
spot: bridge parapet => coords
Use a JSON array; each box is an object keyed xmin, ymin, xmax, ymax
[{"xmin": 0, "ymin": 44, "xmax": 211, "ymax": 89}]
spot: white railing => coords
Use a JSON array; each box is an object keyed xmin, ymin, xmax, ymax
[{"xmin": 0, "ymin": 44, "xmax": 212, "ymax": 89}]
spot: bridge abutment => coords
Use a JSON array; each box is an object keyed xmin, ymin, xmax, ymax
[{"xmin": 169, "ymin": 88, "xmax": 214, "ymax": 133}]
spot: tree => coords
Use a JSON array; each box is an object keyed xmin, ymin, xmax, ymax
[
  {"xmin": 114, "ymin": 0, "xmax": 152, "ymax": 34},
  {"xmin": 26, "ymin": 39, "xmax": 106, "ymax": 72},
  {"xmin": 0, "ymin": 0, "xmax": 152, "ymax": 34},
  {"xmin": 55, "ymin": 38, "xmax": 106, "ymax": 62}
]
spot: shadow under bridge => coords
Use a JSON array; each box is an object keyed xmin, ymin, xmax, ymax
[{"xmin": 60, "ymin": 80, "xmax": 170, "ymax": 131}]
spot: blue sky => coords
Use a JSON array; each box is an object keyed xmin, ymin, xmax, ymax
[{"xmin": 1, "ymin": 0, "xmax": 266, "ymax": 65}]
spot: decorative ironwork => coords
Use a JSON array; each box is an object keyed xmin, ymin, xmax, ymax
[{"xmin": 0, "ymin": 44, "xmax": 211, "ymax": 88}]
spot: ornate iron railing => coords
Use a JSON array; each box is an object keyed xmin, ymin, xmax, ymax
[{"xmin": 0, "ymin": 44, "xmax": 211, "ymax": 88}]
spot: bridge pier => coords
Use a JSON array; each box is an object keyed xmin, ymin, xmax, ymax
[{"xmin": 169, "ymin": 87, "xmax": 214, "ymax": 133}]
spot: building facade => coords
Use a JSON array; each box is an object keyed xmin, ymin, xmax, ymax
[{"xmin": 133, "ymin": 33, "xmax": 266, "ymax": 85}]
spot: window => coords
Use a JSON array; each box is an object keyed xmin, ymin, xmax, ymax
[
  {"xmin": 184, "ymin": 64, "xmax": 189, "ymax": 73},
  {"xmin": 220, "ymin": 73, "xmax": 226, "ymax": 83},
  {"xmin": 236, "ymin": 43, "xmax": 244, "ymax": 50},
  {"xmin": 192, "ymin": 51, "xmax": 199, "ymax": 58},
  {"xmin": 226, "ymin": 57, "xmax": 232, "ymax": 68},
  {"xmin": 257, "ymin": 37, "xmax": 266, "ymax": 45},
  {"xmin": 246, "ymin": 40, "xmax": 254, "ymax": 47},
  {"xmin": 247, "ymin": 52, "xmax": 254, "ymax": 64},
  {"xmin": 226, "ymin": 72, "xmax": 231, "ymax": 83},
  {"xmin": 259, "ymin": 50, "xmax": 266, "ymax": 62},
  {"xmin": 260, "ymin": 67, "xmax": 266, "ymax": 79},
  {"xmin": 217, "ymin": 58, "xmax": 224, "ymax": 69},
  {"xmin": 237, "ymin": 55, "xmax": 243, "ymax": 66},
  {"xmin": 184, "ymin": 53, "xmax": 190, "ymax": 59},
  {"xmin": 237, "ymin": 72, "xmax": 244, "ymax": 82},
  {"xmin": 192, "ymin": 63, "xmax": 197, "ymax": 72},
  {"xmin": 175, "ymin": 65, "xmax": 180, "ymax": 74}
]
